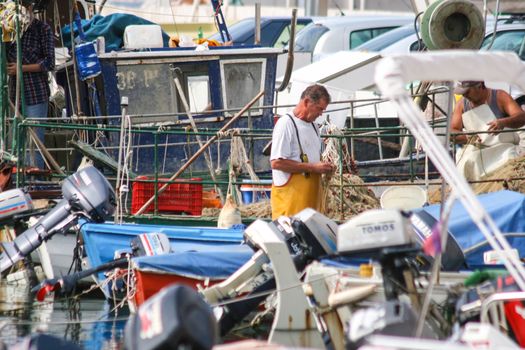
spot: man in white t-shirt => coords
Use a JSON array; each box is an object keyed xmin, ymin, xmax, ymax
[{"xmin": 270, "ymin": 84, "xmax": 334, "ymax": 219}]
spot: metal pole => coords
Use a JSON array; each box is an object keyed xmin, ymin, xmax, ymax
[
  {"xmin": 440, "ymin": 82, "xmax": 454, "ymax": 207},
  {"xmin": 69, "ymin": 0, "xmax": 83, "ymax": 116},
  {"xmin": 254, "ymin": 2, "xmax": 260, "ymax": 45},
  {"xmin": 350, "ymin": 101, "xmax": 355, "ymax": 159},
  {"xmin": 0, "ymin": 41, "xmax": 6, "ymax": 149},
  {"xmin": 13, "ymin": 0, "xmax": 25, "ymax": 187},
  {"xmin": 373, "ymin": 102, "xmax": 383, "ymax": 160},
  {"xmin": 134, "ymin": 90, "xmax": 265, "ymax": 216}
]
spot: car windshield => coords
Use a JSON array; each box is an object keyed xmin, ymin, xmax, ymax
[
  {"xmin": 352, "ymin": 24, "xmax": 415, "ymax": 51},
  {"xmin": 294, "ymin": 23, "xmax": 329, "ymax": 52},
  {"xmin": 481, "ymin": 29, "xmax": 525, "ymax": 60}
]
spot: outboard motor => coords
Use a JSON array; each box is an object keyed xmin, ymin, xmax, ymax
[
  {"xmin": 338, "ymin": 209, "xmax": 421, "ymax": 300},
  {"xmin": 337, "ymin": 209, "xmax": 442, "ymax": 346},
  {"xmin": 410, "ymin": 210, "xmax": 466, "ymax": 271},
  {"xmin": 7, "ymin": 333, "xmax": 81, "ymax": 350},
  {"xmin": 201, "ymin": 208, "xmax": 338, "ymax": 337},
  {"xmin": 346, "ymin": 300, "xmax": 438, "ymax": 349},
  {"xmin": 0, "ymin": 166, "xmax": 115, "ymax": 274},
  {"xmin": 0, "ymin": 188, "xmax": 33, "ymax": 224},
  {"xmin": 34, "ymin": 232, "xmax": 172, "ymax": 300},
  {"xmin": 124, "ymin": 285, "xmax": 217, "ymax": 350}
]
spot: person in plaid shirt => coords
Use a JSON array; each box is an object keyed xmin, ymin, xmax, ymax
[{"xmin": 7, "ymin": 0, "xmax": 55, "ymax": 169}]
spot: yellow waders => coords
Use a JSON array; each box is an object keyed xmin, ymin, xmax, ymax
[{"xmin": 271, "ymin": 173, "xmax": 320, "ymax": 220}]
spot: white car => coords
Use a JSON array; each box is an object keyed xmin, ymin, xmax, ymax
[
  {"xmin": 354, "ymin": 17, "xmax": 525, "ymax": 57},
  {"xmin": 359, "ymin": 19, "xmax": 525, "ymax": 97},
  {"xmin": 293, "ymin": 15, "xmax": 415, "ymax": 62}
]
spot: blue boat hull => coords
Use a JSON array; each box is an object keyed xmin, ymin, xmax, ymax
[{"xmin": 81, "ymin": 221, "xmax": 247, "ymax": 298}]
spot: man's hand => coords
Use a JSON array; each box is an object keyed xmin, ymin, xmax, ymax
[
  {"xmin": 487, "ymin": 119, "xmax": 503, "ymax": 135},
  {"xmin": 7, "ymin": 63, "xmax": 17, "ymax": 76},
  {"xmin": 312, "ymin": 161, "xmax": 334, "ymax": 174},
  {"xmin": 467, "ymin": 134, "xmax": 482, "ymax": 145}
]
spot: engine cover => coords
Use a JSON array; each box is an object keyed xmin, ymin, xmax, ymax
[
  {"xmin": 338, "ymin": 209, "xmax": 415, "ymax": 254},
  {"xmin": 0, "ymin": 188, "xmax": 33, "ymax": 222}
]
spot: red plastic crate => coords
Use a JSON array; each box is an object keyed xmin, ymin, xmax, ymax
[{"xmin": 131, "ymin": 176, "xmax": 203, "ymax": 215}]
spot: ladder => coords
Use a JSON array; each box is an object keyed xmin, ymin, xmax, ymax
[{"xmin": 210, "ymin": 0, "xmax": 231, "ymax": 43}]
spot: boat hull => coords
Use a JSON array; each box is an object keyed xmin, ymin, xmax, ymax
[
  {"xmin": 80, "ymin": 221, "xmax": 246, "ymax": 299},
  {"xmin": 131, "ymin": 244, "xmax": 253, "ymax": 306}
]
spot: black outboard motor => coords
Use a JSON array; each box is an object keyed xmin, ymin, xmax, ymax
[
  {"xmin": 8, "ymin": 333, "xmax": 81, "ymax": 350},
  {"xmin": 410, "ymin": 210, "xmax": 466, "ymax": 271},
  {"xmin": 124, "ymin": 285, "xmax": 217, "ymax": 350},
  {"xmin": 0, "ymin": 166, "xmax": 115, "ymax": 274}
]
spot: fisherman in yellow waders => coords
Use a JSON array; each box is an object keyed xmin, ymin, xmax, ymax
[{"xmin": 270, "ymin": 84, "xmax": 334, "ymax": 220}]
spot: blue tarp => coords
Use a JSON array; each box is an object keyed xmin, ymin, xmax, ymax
[
  {"xmin": 422, "ymin": 190, "xmax": 525, "ymax": 267},
  {"xmin": 132, "ymin": 245, "xmax": 253, "ymax": 279},
  {"xmin": 81, "ymin": 221, "xmax": 245, "ymax": 298},
  {"xmin": 81, "ymin": 221, "xmax": 244, "ymax": 272},
  {"xmin": 61, "ymin": 14, "xmax": 170, "ymax": 51}
]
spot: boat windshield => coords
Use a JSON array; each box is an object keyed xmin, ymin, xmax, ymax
[
  {"xmin": 294, "ymin": 23, "xmax": 329, "ymax": 52},
  {"xmin": 352, "ymin": 24, "xmax": 415, "ymax": 52}
]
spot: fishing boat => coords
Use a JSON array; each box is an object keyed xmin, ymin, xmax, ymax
[
  {"xmin": 131, "ymin": 245, "xmax": 252, "ymax": 307},
  {"xmin": 79, "ymin": 221, "xmax": 248, "ymax": 300}
]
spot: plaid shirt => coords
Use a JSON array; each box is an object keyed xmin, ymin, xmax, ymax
[{"xmin": 8, "ymin": 18, "xmax": 55, "ymax": 106}]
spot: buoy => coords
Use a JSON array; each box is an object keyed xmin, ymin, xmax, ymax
[{"xmin": 217, "ymin": 195, "xmax": 242, "ymax": 228}]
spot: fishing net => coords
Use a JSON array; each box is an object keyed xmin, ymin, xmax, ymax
[
  {"xmin": 214, "ymin": 131, "xmax": 273, "ymax": 223},
  {"xmin": 321, "ymin": 174, "xmax": 380, "ymax": 220},
  {"xmin": 473, "ymin": 154, "xmax": 525, "ymax": 193},
  {"xmin": 203, "ymin": 200, "xmax": 271, "ymax": 219},
  {"xmin": 319, "ymin": 123, "xmax": 379, "ymax": 220},
  {"xmin": 226, "ymin": 130, "xmax": 260, "ymax": 206},
  {"xmin": 428, "ymin": 155, "xmax": 525, "ymax": 203}
]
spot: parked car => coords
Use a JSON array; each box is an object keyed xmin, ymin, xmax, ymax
[
  {"xmin": 481, "ymin": 21, "xmax": 525, "ymax": 60},
  {"xmin": 352, "ymin": 23, "xmax": 419, "ymax": 52},
  {"xmin": 208, "ymin": 16, "xmax": 314, "ymax": 47},
  {"xmin": 293, "ymin": 15, "xmax": 414, "ymax": 62},
  {"xmin": 354, "ymin": 16, "xmax": 524, "ymax": 57}
]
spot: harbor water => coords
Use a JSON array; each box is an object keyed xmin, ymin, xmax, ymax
[{"xmin": 0, "ymin": 282, "xmax": 127, "ymax": 349}]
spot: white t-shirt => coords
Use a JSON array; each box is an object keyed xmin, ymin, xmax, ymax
[{"xmin": 270, "ymin": 113, "xmax": 322, "ymax": 186}]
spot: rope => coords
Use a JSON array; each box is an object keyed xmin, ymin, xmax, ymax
[
  {"xmin": 115, "ymin": 113, "xmax": 132, "ymax": 223},
  {"xmin": 227, "ymin": 129, "xmax": 262, "ymax": 205},
  {"xmin": 167, "ymin": 0, "xmax": 180, "ymax": 48},
  {"xmin": 320, "ymin": 123, "xmax": 374, "ymax": 219}
]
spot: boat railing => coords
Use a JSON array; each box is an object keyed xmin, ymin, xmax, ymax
[
  {"xmin": 479, "ymin": 290, "xmax": 525, "ymax": 334},
  {"xmin": 8, "ymin": 87, "xmax": 524, "ymax": 220}
]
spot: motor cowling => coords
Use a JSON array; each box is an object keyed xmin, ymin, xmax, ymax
[{"xmin": 124, "ymin": 285, "xmax": 217, "ymax": 350}]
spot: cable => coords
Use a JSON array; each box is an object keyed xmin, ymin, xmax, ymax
[{"xmin": 414, "ymin": 11, "xmax": 424, "ymax": 51}]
